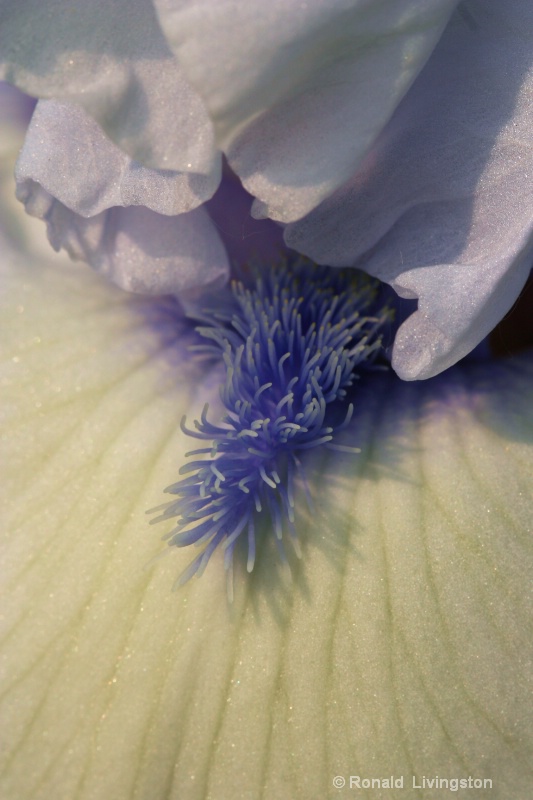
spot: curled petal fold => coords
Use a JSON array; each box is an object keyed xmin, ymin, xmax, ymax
[
  {"xmin": 16, "ymin": 180, "xmax": 229, "ymax": 296},
  {"xmin": 0, "ymin": 0, "xmax": 217, "ymax": 174},
  {"xmin": 155, "ymin": 0, "xmax": 458, "ymax": 222},
  {"xmin": 16, "ymin": 100, "xmax": 221, "ymax": 217},
  {"xmin": 285, "ymin": 0, "xmax": 533, "ymax": 379}
]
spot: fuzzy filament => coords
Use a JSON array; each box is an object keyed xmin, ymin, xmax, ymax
[{"xmin": 150, "ymin": 259, "xmax": 392, "ymax": 589}]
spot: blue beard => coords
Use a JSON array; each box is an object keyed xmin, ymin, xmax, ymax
[{"xmin": 150, "ymin": 258, "xmax": 392, "ymax": 595}]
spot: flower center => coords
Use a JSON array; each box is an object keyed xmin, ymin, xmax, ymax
[{"xmin": 150, "ymin": 258, "xmax": 392, "ymax": 596}]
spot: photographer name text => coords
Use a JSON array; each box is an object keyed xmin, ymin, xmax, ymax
[{"xmin": 332, "ymin": 775, "xmax": 492, "ymax": 791}]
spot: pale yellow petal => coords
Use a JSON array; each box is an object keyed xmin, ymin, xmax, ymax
[{"xmin": 1, "ymin": 249, "xmax": 532, "ymax": 800}]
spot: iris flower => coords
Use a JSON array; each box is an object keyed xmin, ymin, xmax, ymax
[{"xmin": 1, "ymin": 2, "xmax": 533, "ymax": 799}]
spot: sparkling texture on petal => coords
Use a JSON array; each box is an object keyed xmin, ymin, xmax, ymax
[
  {"xmin": 16, "ymin": 100, "xmax": 221, "ymax": 217},
  {"xmin": 156, "ymin": 0, "xmax": 458, "ymax": 222},
  {"xmin": 0, "ymin": 0, "xmax": 217, "ymax": 173},
  {"xmin": 2, "ymin": 245, "xmax": 533, "ymax": 799},
  {"xmin": 16, "ymin": 179, "xmax": 229, "ymax": 296},
  {"xmin": 286, "ymin": 0, "xmax": 533, "ymax": 379}
]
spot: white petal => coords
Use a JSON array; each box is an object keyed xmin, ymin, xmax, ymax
[
  {"xmin": 16, "ymin": 100, "xmax": 221, "ymax": 217},
  {"xmin": 2, "ymin": 240, "xmax": 533, "ymax": 797},
  {"xmin": 155, "ymin": 0, "xmax": 458, "ymax": 223},
  {"xmin": 16, "ymin": 181, "xmax": 229, "ymax": 296},
  {"xmin": 286, "ymin": 0, "xmax": 533, "ymax": 379},
  {"xmin": 0, "ymin": 0, "xmax": 217, "ymax": 173}
]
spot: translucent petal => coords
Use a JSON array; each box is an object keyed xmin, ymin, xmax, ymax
[
  {"xmin": 0, "ymin": 0, "xmax": 217, "ymax": 174},
  {"xmin": 155, "ymin": 0, "xmax": 458, "ymax": 222},
  {"xmin": 16, "ymin": 181, "xmax": 229, "ymax": 296},
  {"xmin": 16, "ymin": 100, "xmax": 221, "ymax": 217},
  {"xmin": 285, "ymin": 0, "xmax": 533, "ymax": 379},
  {"xmin": 2, "ymin": 242, "xmax": 533, "ymax": 798}
]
